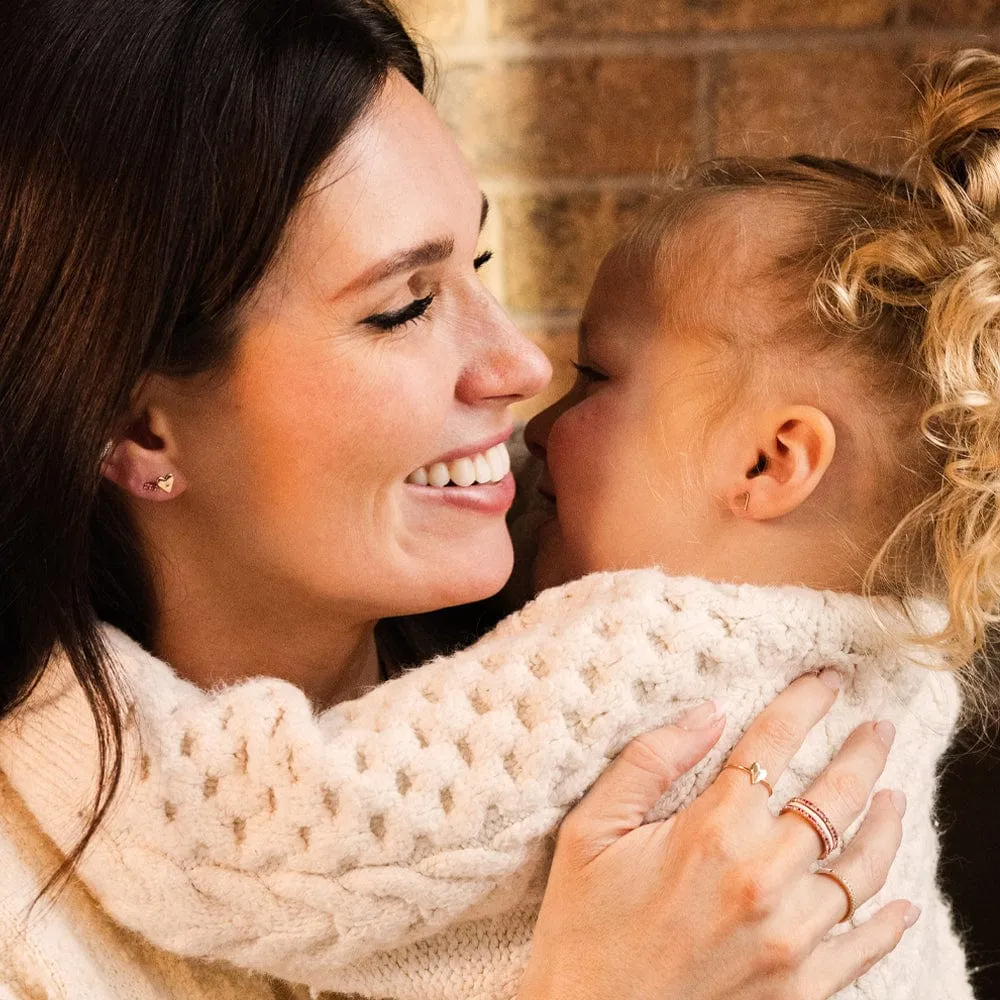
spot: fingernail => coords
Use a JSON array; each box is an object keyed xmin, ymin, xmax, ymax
[
  {"xmin": 904, "ymin": 903, "xmax": 922, "ymax": 928},
  {"xmin": 876, "ymin": 720, "xmax": 896, "ymax": 748},
  {"xmin": 891, "ymin": 789, "xmax": 907, "ymax": 817},
  {"xmin": 677, "ymin": 700, "xmax": 725, "ymax": 730},
  {"xmin": 818, "ymin": 669, "xmax": 842, "ymax": 691}
]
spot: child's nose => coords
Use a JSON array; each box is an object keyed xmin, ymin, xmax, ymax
[{"xmin": 524, "ymin": 401, "xmax": 556, "ymax": 460}]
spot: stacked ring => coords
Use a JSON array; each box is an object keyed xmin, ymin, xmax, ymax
[
  {"xmin": 780, "ymin": 796, "xmax": 841, "ymax": 859},
  {"xmin": 815, "ymin": 866, "xmax": 857, "ymax": 923}
]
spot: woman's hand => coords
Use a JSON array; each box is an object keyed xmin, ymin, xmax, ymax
[{"xmin": 517, "ymin": 671, "xmax": 914, "ymax": 1000}]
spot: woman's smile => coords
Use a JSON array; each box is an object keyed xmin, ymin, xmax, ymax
[{"xmin": 403, "ymin": 433, "xmax": 515, "ymax": 514}]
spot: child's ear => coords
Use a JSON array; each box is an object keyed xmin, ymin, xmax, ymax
[{"xmin": 725, "ymin": 405, "xmax": 836, "ymax": 520}]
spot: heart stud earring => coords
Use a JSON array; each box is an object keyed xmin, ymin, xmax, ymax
[{"xmin": 142, "ymin": 473, "xmax": 175, "ymax": 494}]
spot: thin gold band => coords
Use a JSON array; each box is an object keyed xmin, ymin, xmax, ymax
[
  {"xmin": 815, "ymin": 866, "xmax": 858, "ymax": 923},
  {"xmin": 722, "ymin": 762, "xmax": 774, "ymax": 797}
]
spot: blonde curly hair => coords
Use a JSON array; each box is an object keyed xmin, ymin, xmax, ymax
[{"xmin": 625, "ymin": 49, "xmax": 1000, "ymax": 692}]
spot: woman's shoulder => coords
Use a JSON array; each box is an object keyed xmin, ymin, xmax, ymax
[{"xmin": 0, "ymin": 769, "xmax": 307, "ymax": 1000}]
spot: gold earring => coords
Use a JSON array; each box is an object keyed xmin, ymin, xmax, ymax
[
  {"xmin": 738, "ymin": 491, "xmax": 750, "ymax": 512},
  {"xmin": 142, "ymin": 473, "xmax": 175, "ymax": 494}
]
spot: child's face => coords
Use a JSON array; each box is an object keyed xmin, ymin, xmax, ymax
[{"xmin": 524, "ymin": 244, "xmax": 737, "ymax": 591}]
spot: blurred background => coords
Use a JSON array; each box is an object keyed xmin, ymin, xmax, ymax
[
  {"xmin": 394, "ymin": 1, "xmax": 1000, "ymax": 994},
  {"xmin": 397, "ymin": 0, "xmax": 1000, "ymax": 419}
]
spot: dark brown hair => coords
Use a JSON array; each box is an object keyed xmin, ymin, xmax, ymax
[{"xmin": 0, "ymin": 0, "xmax": 424, "ymax": 896}]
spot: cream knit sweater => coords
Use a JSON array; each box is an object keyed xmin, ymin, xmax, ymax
[{"xmin": 0, "ymin": 572, "xmax": 973, "ymax": 1000}]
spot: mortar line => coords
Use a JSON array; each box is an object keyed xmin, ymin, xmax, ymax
[
  {"xmin": 480, "ymin": 173, "xmax": 677, "ymax": 195},
  {"xmin": 435, "ymin": 25, "xmax": 1000, "ymax": 65}
]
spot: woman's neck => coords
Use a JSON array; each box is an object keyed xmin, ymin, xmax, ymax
[{"xmin": 150, "ymin": 575, "xmax": 382, "ymax": 711}]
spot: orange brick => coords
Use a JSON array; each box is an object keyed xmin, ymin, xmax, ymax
[
  {"xmin": 437, "ymin": 58, "xmax": 696, "ymax": 179},
  {"xmin": 910, "ymin": 0, "xmax": 1000, "ymax": 27},
  {"xmin": 500, "ymin": 189, "xmax": 652, "ymax": 313},
  {"xmin": 396, "ymin": 0, "xmax": 467, "ymax": 44},
  {"xmin": 512, "ymin": 327, "xmax": 579, "ymax": 421},
  {"xmin": 490, "ymin": 0, "xmax": 901, "ymax": 39},
  {"xmin": 713, "ymin": 49, "xmax": 916, "ymax": 168}
]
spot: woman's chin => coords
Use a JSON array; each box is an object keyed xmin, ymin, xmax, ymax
[{"xmin": 423, "ymin": 539, "xmax": 515, "ymax": 610}]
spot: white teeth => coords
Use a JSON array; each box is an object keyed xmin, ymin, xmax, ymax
[
  {"xmin": 473, "ymin": 454, "xmax": 492, "ymax": 484},
  {"xmin": 449, "ymin": 457, "xmax": 476, "ymax": 488},
  {"xmin": 427, "ymin": 462, "xmax": 450, "ymax": 488},
  {"xmin": 406, "ymin": 443, "xmax": 511, "ymax": 488},
  {"xmin": 485, "ymin": 445, "xmax": 505, "ymax": 482}
]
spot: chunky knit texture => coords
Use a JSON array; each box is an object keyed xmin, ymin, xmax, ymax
[{"xmin": 0, "ymin": 572, "xmax": 972, "ymax": 1000}]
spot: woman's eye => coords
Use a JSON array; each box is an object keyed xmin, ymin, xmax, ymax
[
  {"xmin": 474, "ymin": 249, "xmax": 493, "ymax": 270},
  {"xmin": 570, "ymin": 360, "xmax": 609, "ymax": 383},
  {"xmin": 361, "ymin": 294, "xmax": 435, "ymax": 332}
]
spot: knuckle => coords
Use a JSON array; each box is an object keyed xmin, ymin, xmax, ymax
[
  {"xmin": 730, "ymin": 862, "xmax": 778, "ymax": 921},
  {"xmin": 755, "ymin": 931, "xmax": 807, "ymax": 976},
  {"xmin": 696, "ymin": 817, "xmax": 739, "ymax": 863},
  {"xmin": 826, "ymin": 769, "xmax": 869, "ymax": 816},
  {"xmin": 554, "ymin": 813, "xmax": 588, "ymax": 858},
  {"xmin": 859, "ymin": 849, "xmax": 887, "ymax": 893},
  {"xmin": 855, "ymin": 929, "xmax": 892, "ymax": 977},
  {"xmin": 622, "ymin": 733, "xmax": 679, "ymax": 782},
  {"xmin": 757, "ymin": 715, "xmax": 801, "ymax": 759}
]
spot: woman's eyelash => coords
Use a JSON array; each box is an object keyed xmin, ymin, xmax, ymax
[
  {"xmin": 362, "ymin": 294, "xmax": 435, "ymax": 331},
  {"xmin": 571, "ymin": 360, "xmax": 609, "ymax": 382},
  {"xmin": 361, "ymin": 252, "xmax": 492, "ymax": 331}
]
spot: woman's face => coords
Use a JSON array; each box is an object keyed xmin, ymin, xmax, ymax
[{"xmin": 142, "ymin": 73, "xmax": 550, "ymax": 621}]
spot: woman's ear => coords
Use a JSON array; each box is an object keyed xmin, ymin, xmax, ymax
[
  {"xmin": 101, "ymin": 405, "xmax": 187, "ymax": 501},
  {"xmin": 725, "ymin": 405, "xmax": 836, "ymax": 520}
]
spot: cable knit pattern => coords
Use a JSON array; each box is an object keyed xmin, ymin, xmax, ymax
[{"xmin": 0, "ymin": 572, "xmax": 973, "ymax": 1000}]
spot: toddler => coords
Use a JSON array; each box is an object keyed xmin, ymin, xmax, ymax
[{"xmin": 4, "ymin": 47, "xmax": 995, "ymax": 1000}]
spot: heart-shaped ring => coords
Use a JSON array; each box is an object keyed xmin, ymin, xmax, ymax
[{"xmin": 722, "ymin": 760, "xmax": 774, "ymax": 797}]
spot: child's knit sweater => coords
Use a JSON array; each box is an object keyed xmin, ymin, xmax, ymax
[{"xmin": 0, "ymin": 572, "xmax": 973, "ymax": 1000}]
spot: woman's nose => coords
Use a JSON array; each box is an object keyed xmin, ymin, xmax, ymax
[{"xmin": 455, "ymin": 298, "xmax": 552, "ymax": 407}]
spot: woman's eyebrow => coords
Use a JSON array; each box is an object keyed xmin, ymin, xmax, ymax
[
  {"xmin": 333, "ymin": 194, "xmax": 490, "ymax": 301},
  {"xmin": 341, "ymin": 237, "xmax": 455, "ymax": 297}
]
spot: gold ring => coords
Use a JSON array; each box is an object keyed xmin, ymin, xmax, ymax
[
  {"xmin": 815, "ymin": 866, "xmax": 857, "ymax": 923},
  {"xmin": 722, "ymin": 761, "xmax": 773, "ymax": 797},
  {"xmin": 780, "ymin": 796, "xmax": 841, "ymax": 860}
]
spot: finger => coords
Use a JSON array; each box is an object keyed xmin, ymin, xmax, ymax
[
  {"xmin": 798, "ymin": 899, "xmax": 919, "ymax": 999},
  {"xmin": 776, "ymin": 720, "xmax": 894, "ymax": 866},
  {"xmin": 788, "ymin": 788, "xmax": 905, "ymax": 942},
  {"xmin": 562, "ymin": 700, "xmax": 726, "ymax": 860},
  {"xmin": 717, "ymin": 670, "xmax": 841, "ymax": 799}
]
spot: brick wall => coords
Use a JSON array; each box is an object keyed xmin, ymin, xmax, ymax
[{"xmin": 397, "ymin": 0, "xmax": 1000, "ymax": 418}]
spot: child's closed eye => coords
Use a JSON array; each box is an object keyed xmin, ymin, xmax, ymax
[{"xmin": 570, "ymin": 360, "xmax": 609, "ymax": 383}]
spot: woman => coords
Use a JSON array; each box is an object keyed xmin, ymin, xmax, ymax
[{"xmin": 0, "ymin": 1, "xmax": 915, "ymax": 998}]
